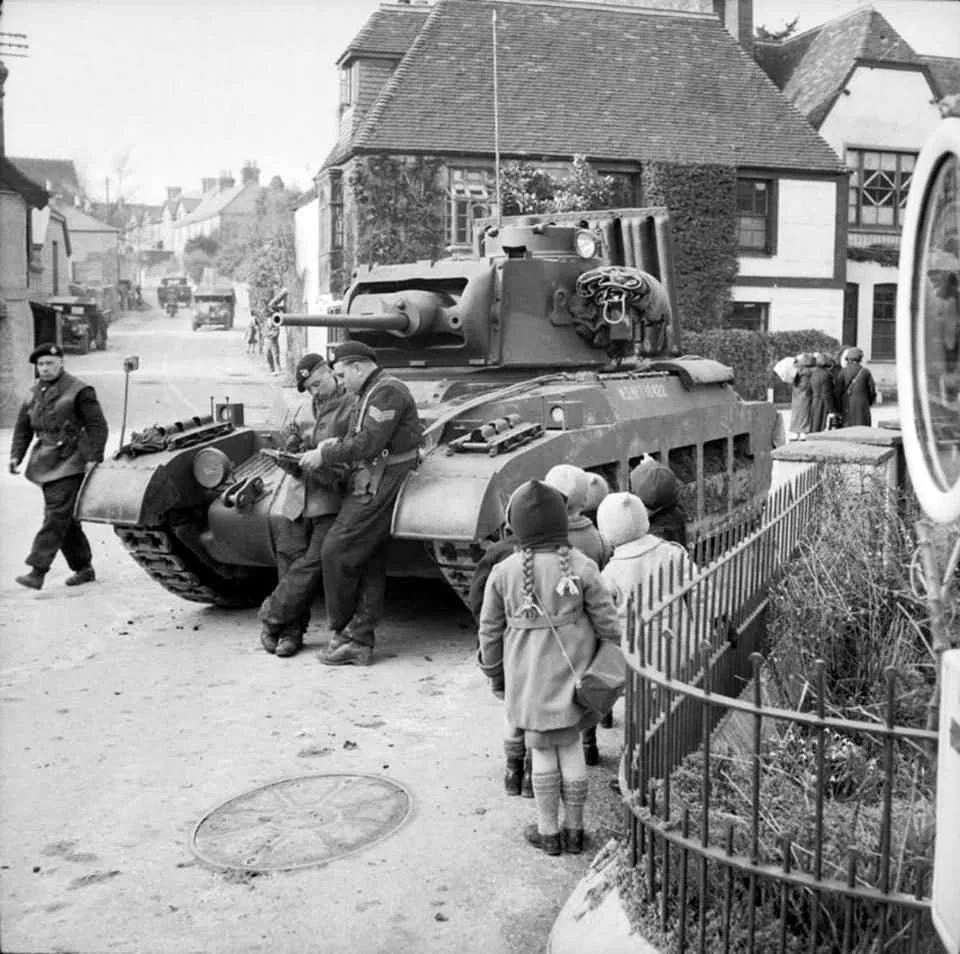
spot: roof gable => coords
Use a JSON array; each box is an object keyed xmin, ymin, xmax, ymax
[
  {"xmin": 57, "ymin": 202, "xmax": 119, "ymax": 233},
  {"xmin": 9, "ymin": 157, "xmax": 81, "ymax": 199},
  {"xmin": 347, "ymin": 0, "xmax": 844, "ymax": 174},
  {"xmin": 780, "ymin": 7, "xmax": 922, "ymax": 127},
  {"xmin": 924, "ymin": 55, "xmax": 960, "ymax": 98},
  {"xmin": 337, "ymin": 3, "xmax": 431, "ymax": 65},
  {"xmin": 178, "ymin": 183, "xmax": 252, "ymax": 225}
]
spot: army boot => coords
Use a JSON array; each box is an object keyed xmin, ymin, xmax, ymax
[
  {"xmin": 65, "ymin": 567, "xmax": 96, "ymax": 586},
  {"xmin": 275, "ymin": 631, "xmax": 304, "ymax": 658},
  {"xmin": 15, "ymin": 568, "xmax": 46, "ymax": 590}
]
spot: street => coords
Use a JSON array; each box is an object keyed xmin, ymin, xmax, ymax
[{"xmin": 0, "ymin": 305, "xmax": 623, "ymax": 954}]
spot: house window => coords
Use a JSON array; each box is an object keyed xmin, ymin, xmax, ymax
[
  {"xmin": 448, "ymin": 168, "xmax": 492, "ymax": 247},
  {"xmin": 598, "ymin": 171, "xmax": 639, "ymax": 208},
  {"xmin": 338, "ymin": 64, "xmax": 354, "ymax": 112},
  {"xmin": 52, "ymin": 240, "xmax": 59, "ymax": 294},
  {"xmin": 847, "ymin": 149, "xmax": 916, "ymax": 229},
  {"xmin": 728, "ymin": 301, "xmax": 768, "ymax": 332},
  {"xmin": 737, "ymin": 178, "xmax": 776, "ymax": 253},
  {"xmin": 871, "ymin": 283, "xmax": 897, "ymax": 360},
  {"xmin": 330, "ymin": 172, "xmax": 344, "ymax": 251}
]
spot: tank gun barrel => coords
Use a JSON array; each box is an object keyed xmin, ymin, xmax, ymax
[{"xmin": 273, "ymin": 312, "xmax": 412, "ymax": 332}]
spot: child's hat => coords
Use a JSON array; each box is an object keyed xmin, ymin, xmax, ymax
[
  {"xmin": 584, "ymin": 472, "xmax": 610, "ymax": 512},
  {"xmin": 597, "ymin": 492, "xmax": 650, "ymax": 548},
  {"xmin": 629, "ymin": 460, "xmax": 680, "ymax": 512},
  {"xmin": 506, "ymin": 480, "xmax": 570, "ymax": 548},
  {"xmin": 544, "ymin": 465, "xmax": 588, "ymax": 514}
]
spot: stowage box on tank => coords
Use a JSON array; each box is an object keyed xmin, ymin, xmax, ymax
[{"xmin": 77, "ymin": 208, "xmax": 782, "ymax": 607}]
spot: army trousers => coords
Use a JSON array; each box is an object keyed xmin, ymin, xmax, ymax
[
  {"xmin": 258, "ymin": 514, "xmax": 335, "ymax": 638},
  {"xmin": 26, "ymin": 473, "xmax": 93, "ymax": 573},
  {"xmin": 320, "ymin": 464, "xmax": 412, "ymax": 648}
]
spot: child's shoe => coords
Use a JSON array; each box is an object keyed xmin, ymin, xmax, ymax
[
  {"xmin": 524, "ymin": 824, "xmax": 561, "ymax": 856},
  {"xmin": 562, "ymin": 828, "xmax": 585, "ymax": 854}
]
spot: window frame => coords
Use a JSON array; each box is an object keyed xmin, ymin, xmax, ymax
[
  {"xmin": 871, "ymin": 282, "xmax": 897, "ymax": 361},
  {"xmin": 338, "ymin": 63, "xmax": 355, "ymax": 114},
  {"xmin": 728, "ymin": 301, "xmax": 769, "ymax": 333},
  {"xmin": 846, "ymin": 147, "xmax": 917, "ymax": 231},
  {"xmin": 736, "ymin": 177, "xmax": 778, "ymax": 256},
  {"xmin": 447, "ymin": 166, "xmax": 493, "ymax": 248}
]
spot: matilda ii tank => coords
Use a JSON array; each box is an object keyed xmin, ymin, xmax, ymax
[{"xmin": 76, "ymin": 208, "xmax": 781, "ymax": 607}]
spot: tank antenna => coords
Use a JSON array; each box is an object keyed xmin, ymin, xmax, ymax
[{"xmin": 492, "ymin": 10, "xmax": 502, "ymax": 227}]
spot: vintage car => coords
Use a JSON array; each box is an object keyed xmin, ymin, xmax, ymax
[
  {"xmin": 47, "ymin": 296, "xmax": 110, "ymax": 353},
  {"xmin": 157, "ymin": 275, "xmax": 193, "ymax": 308},
  {"xmin": 191, "ymin": 286, "xmax": 236, "ymax": 331}
]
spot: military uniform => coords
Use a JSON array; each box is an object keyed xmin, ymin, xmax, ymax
[
  {"xmin": 10, "ymin": 357, "xmax": 108, "ymax": 583},
  {"xmin": 258, "ymin": 387, "xmax": 354, "ymax": 653},
  {"xmin": 317, "ymin": 357, "xmax": 423, "ymax": 654}
]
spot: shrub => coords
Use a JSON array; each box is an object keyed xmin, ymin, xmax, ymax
[
  {"xmin": 683, "ymin": 328, "xmax": 772, "ymax": 400},
  {"xmin": 767, "ymin": 329, "xmax": 843, "ymax": 362}
]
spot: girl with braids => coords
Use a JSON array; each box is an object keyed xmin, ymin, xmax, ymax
[{"xmin": 478, "ymin": 480, "xmax": 621, "ymax": 856}]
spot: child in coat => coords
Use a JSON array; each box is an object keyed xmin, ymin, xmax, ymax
[
  {"xmin": 544, "ymin": 464, "xmax": 609, "ymax": 568},
  {"xmin": 597, "ymin": 492, "xmax": 701, "ymax": 676},
  {"xmin": 544, "ymin": 464, "xmax": 612, "ymax": 764},
  {"xmin": 582, "ymin": 472, "xmax": 610, "ymax": 525},
  {"xmin": 478, "ymin": 480, "xmax": 621, "ymax": 856},
  {"xmin": 628, "ymin": 457, "xmax": 688, "ymax": 548}
]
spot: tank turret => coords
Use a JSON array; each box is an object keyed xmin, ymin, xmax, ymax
[{"xmin": 276, "ymin": 207, "xmax": 681, "ymax": 369}]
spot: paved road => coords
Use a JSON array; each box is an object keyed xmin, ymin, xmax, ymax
[{"xmin": 0, "ymin": 307, "xmax": 624, "ymax": 954}]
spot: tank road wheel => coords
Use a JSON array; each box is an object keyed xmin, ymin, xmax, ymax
[
  {"xmin": 115, "ymin": 525, "xmax": 275, "ymax": 607},
  {"xmin": 430, "ymin": 539, "xmax": 489, "ymax": 610}
]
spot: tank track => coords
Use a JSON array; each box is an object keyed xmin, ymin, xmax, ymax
[
  {"xmin": 115, "ymin": 526, "xmax": 247, "ymax": 606},
  {"xmin": 431, "ymin": 540, "xmax": 486, "ymax": 612}
]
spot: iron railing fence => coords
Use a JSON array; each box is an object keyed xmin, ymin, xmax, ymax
[{"xmin": 619, "ymin": 465, "xmax": 941, "ymax": 953}]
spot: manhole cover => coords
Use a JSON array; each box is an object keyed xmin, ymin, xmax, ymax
[{"xmin": 190, "ymin": 773, "xmax": 413, "ymax": 872}]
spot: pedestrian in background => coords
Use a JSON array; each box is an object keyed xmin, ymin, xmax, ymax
[
  {"xmin": 809, "ymin": 352, "xmax": 837, "ymax": 433},
  {"xmin": 258, "ymin": 354, "xmax": 354, "ymax": 658},
  {"xmin": 9, "ymin": 344, "xmax": 109, "ymax": 590},
  {"xmin": 835, "ymin": 346, "xmax": 878, "ymax": 427},
  {"xmin": 789, "ymin": 353, "xmax": 816, "ymax": 440},
  {"xmin": 301, "ymin": 341, "xmax": 423, "ymax": 667},
  {"xmin": 478, "ymin": 480, "xmax": 621, "ymax": 856},
  {"xmin": 262, "ymin": 315, "xmax": 281, "ymax": 375}
]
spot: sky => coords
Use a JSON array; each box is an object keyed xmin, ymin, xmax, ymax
[{"xmin": 3, "ymin": 0, "xmax": 959, "ymax": 207}]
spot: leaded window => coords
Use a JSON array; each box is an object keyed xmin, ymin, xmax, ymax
[
  {"xmin": 847, "ymin": 149, "xmax": 916, "ymax": 229},
  {"xmin": 448, "ymin": 168, "xmax": 492, "ymax": 247}
]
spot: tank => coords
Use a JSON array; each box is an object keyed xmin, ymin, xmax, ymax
[{"xmin": 76, "ymin": 207, "xmax": 782, "ymax": 607}]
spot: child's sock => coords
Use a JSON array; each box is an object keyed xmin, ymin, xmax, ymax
[
  {"xmin": 531, "ymin": 770, "xmax": 562, "ymax": 835},
  {"xmin": 561, "ymin": 777, "xmax": 589, "ymax": 830}
]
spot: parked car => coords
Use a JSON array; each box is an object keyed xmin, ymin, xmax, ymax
[
  {"xmin": 192, "ymin": 286, "xmax": 236, "ymax": 331},
  {"xmin": 158, "ymin": 275, "xmax": 193, "ymax": 309},
  {"xmin": 47, "ymin": 297, "xmax": 110, "ymax": 354}
]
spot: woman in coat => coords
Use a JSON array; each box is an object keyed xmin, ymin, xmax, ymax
[
  {"xmin": 808, "ymin": 352, "xmax": 837, "ymax": 432},
  {"xmin": 835, "ymin": 347, "xmax": 877, "ymax": 427},
  {"xmin": 789, "ymin": 353, "xmax": 816, "ymax": 440}
]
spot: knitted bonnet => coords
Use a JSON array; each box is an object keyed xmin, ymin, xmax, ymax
[
  {"xmin": 597, "ymin": 492, "xmax": 650, "ymax": 549},
  {"xmin": 506, "ymin": 480, "xmax": 570, "ymax": 549},
  {"xmin": 544, "ymin": 464, "xmax": 588, "ymax": 515},
  {"xmin": 583, "ymin": 472, "xmax": 610, "ymax": 513}
]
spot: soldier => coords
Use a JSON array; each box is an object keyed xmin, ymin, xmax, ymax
[
  {"xmin": 301, "ymin": 341, "xmax": 423, "ymax": 666},
  {"xmin": 9, "ymin": 343, "xmax": 109, "ymax": 589},
  {"xmin": 258, "ymin": 353, "xmax": 354, "ymax": 658}
]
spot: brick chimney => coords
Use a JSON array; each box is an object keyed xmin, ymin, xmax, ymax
[
  {"xmin": 201, "ymin": 177, "xmax": 216, "ymax": 193},
  {"xmin": 241, "ymin": 161, "xmax": 260, "ymax": 186},
  {"xmin": 217, "ymin": 171, "xmax": 235, "ymax": 192},
  {"xmin": 714, "ymin": 0, "xmax": 754, "ymax": 54},
  {"xmin": 166, "ymin": 185, "xmax": 182, "ymax": 202}
]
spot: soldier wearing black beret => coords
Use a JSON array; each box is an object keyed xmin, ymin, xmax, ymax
[
  {"xmin": 299, "ymin": 339, "xmax": 423, "ymax": 665},
  {"xmin": 9, "ymin": 344, "xmax": 109, "ymax": 589}
]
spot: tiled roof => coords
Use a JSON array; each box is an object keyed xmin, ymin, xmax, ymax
[
  {"xmin": 924, "ymin": 55, "xmax": 960, "ymax": 97},
  {"xmin": 337, "ymin": 2, "xmax": 431, "ymax": 65},
  {"xmin": 57, "ymin": 202, "xmax": 119, "ymax": 233},
  {"xmin": 177, "ymin": 183, "xmax": 251, "ymax": 226},
  {"xmin": 779, "ymin": 7, "xmax": 922, "ymax": 127},
  {"xmin": 9, "ymin": 156, "xmax": 81, "ymax": 197},
  {"xmin": 0, "ymin": 158, "xmax": 48, "ymax": 208},
  {"xmin": 347, "ymin": 0, "xmax": 844, "ymax": 173}
]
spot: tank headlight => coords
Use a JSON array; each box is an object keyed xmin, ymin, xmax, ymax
[
  {"xmin": 193, "ymin": 447, "xmax": 231, "ymax": 489},
  {"xmin": 574, "ymin": 229, "xmax": 598, "ymax": 259},
  {"xmin": 549, "ymin": 405, "xmax": 566, "ymax": 428}
]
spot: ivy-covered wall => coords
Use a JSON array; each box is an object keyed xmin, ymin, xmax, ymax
[{"xmin": 641, "ymin": 163, "xmax": 739, "ymax": 332}]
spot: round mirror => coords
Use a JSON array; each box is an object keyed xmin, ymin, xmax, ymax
[{"xmin": 898, "ymin": 117, "xmax": 960, "ymax": 523}]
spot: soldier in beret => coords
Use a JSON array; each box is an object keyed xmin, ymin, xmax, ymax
[
  {"xmin": 300, "ymin": 340, "xmax": 423, "ymax": 666},
  {"xmin": 9, "ymin": 344, "xmax": 109, "ymax": 589},
  {"xmin": 258, "ymin": 353, "xmax": 355, "ymax": 658}
]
